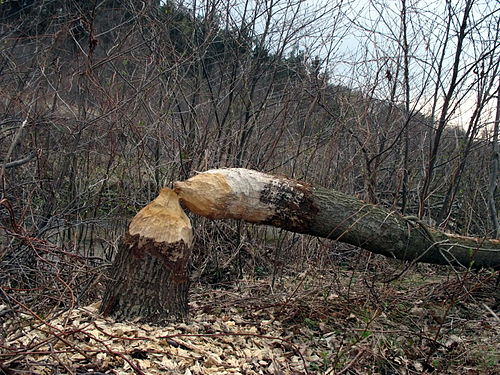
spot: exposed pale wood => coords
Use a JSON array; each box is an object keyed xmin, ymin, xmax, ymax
[
  {"xmin": 174, "ymin": 169, "xmax": 276, "ymax": 221},
  {"xmin": 129, "ymin": 188, "xmax": 193, "ymax": 246},
  {"xmin": 100, "ymin": 188, "xmax": 193, "ymax": 323},
  {"xmin": 175, "ymin": 168, "xmax": 500, "ymax": 269}
]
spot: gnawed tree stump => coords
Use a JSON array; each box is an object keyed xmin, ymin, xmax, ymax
[
  {"xmin": 100, "ymin": 188, "xmax": 193, "ymax": 323},
  {"xmin": 101, "ymin": 169, "xmax": 499, "ymax": 323},
  {"xmin": 175, "ymin": 168, "xmax": 500, "ymax": 269}
]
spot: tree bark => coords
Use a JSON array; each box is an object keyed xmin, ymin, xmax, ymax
[
  {"xmin": 100, "ymin": 188, "xmax": 193, "ymax": 323},
  {"xmin": 488, "ymin": 79, "xmax": 500, "ymax": 238},
  {"xmin": 175, "ymin": 168, "xmax": 500, "ymax": 269}
]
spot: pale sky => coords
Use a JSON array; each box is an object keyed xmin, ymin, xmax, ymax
[{"xmin": 172, "ymin": 0, "xmax": 499, "ymax": 129}]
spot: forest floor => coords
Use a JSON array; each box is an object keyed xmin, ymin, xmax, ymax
[{"xmin": 1, "ymin": 263, "xmax": 499, "ymax": 375}]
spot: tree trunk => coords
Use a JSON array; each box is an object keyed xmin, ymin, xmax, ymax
[
  {"xmin": 488, "ymin": 79, "xmax": 500, "ymax": 238},
  {"xmin": 100, "ymin": 188, "xmax": 193, "ymax": 323},
  {"xmin": 174, "ymin": 168, "xmax": 500, "ymax": 269}
]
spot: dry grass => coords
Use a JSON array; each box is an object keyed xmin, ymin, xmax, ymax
[{"xmin": 1, "ymin": 252, "xmax": 498, "ymax": 374}]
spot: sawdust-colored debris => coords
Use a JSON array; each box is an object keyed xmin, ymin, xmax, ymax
[
  {"xmin": 1, "ymin": 272, "xmax": 499, "ymax": 374},
  {"xmin": 1, "ymin": 301, "xmax": 315, "ymax": 374}
]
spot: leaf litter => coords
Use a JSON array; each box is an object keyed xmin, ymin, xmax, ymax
[{"xmin": 1, "ymin": 269, "xmax": 499, "ymax": 374}]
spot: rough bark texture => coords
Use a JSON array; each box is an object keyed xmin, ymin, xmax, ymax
[
  {"xmin": 175, "ymin": 168, "xmax": 500, "ymax": 269},
  {"xmin": 488, "ymin": 79, "xmax": 500, "ymax": 238},
  {"xmin": 100, "ymin": 188, "xmax": 192, "ymax": 323}
]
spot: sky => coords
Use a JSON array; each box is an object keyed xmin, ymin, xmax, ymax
[{"xmin": 170, "ymin": 0, "xmax": 499, "ymax": 129}]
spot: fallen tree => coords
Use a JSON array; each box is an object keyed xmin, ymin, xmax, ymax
[
  {"xmin": 101, "ymin": 168, "xmax": 500, "ymax": 323},
  {"xmin": 175, "ymin": 168, "xmax": 500, "ymax": 270}
]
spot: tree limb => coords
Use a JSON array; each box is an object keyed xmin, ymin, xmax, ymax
[
  {"xmin": 3, "ymin": 152, "xmax": 36, "ymax": 169},
  {"xmin": 174, "ymin": 168, "xmax": 500, "ymax": 269}
]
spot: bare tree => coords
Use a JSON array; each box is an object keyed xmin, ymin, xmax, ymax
[{"xmin": 488, "ymin": 79, "xmax": 500, "ymax": 238}]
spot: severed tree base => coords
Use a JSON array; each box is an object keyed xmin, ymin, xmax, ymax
[
  {"xmin": 100, "ymin": 188, "xmax": 193, "ymax": 323},
  {"xmin": 101, "ymin": 168, "xmax": 500, "ymax": 324}
]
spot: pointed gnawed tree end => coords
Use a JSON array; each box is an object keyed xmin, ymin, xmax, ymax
[
  {"xmin": 100, "ymin": 188, "xmax": 193, "ymax": 323},
  {"xmin": 174, "ymin": 168, "xmax": 500, "ymax": 269}
]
